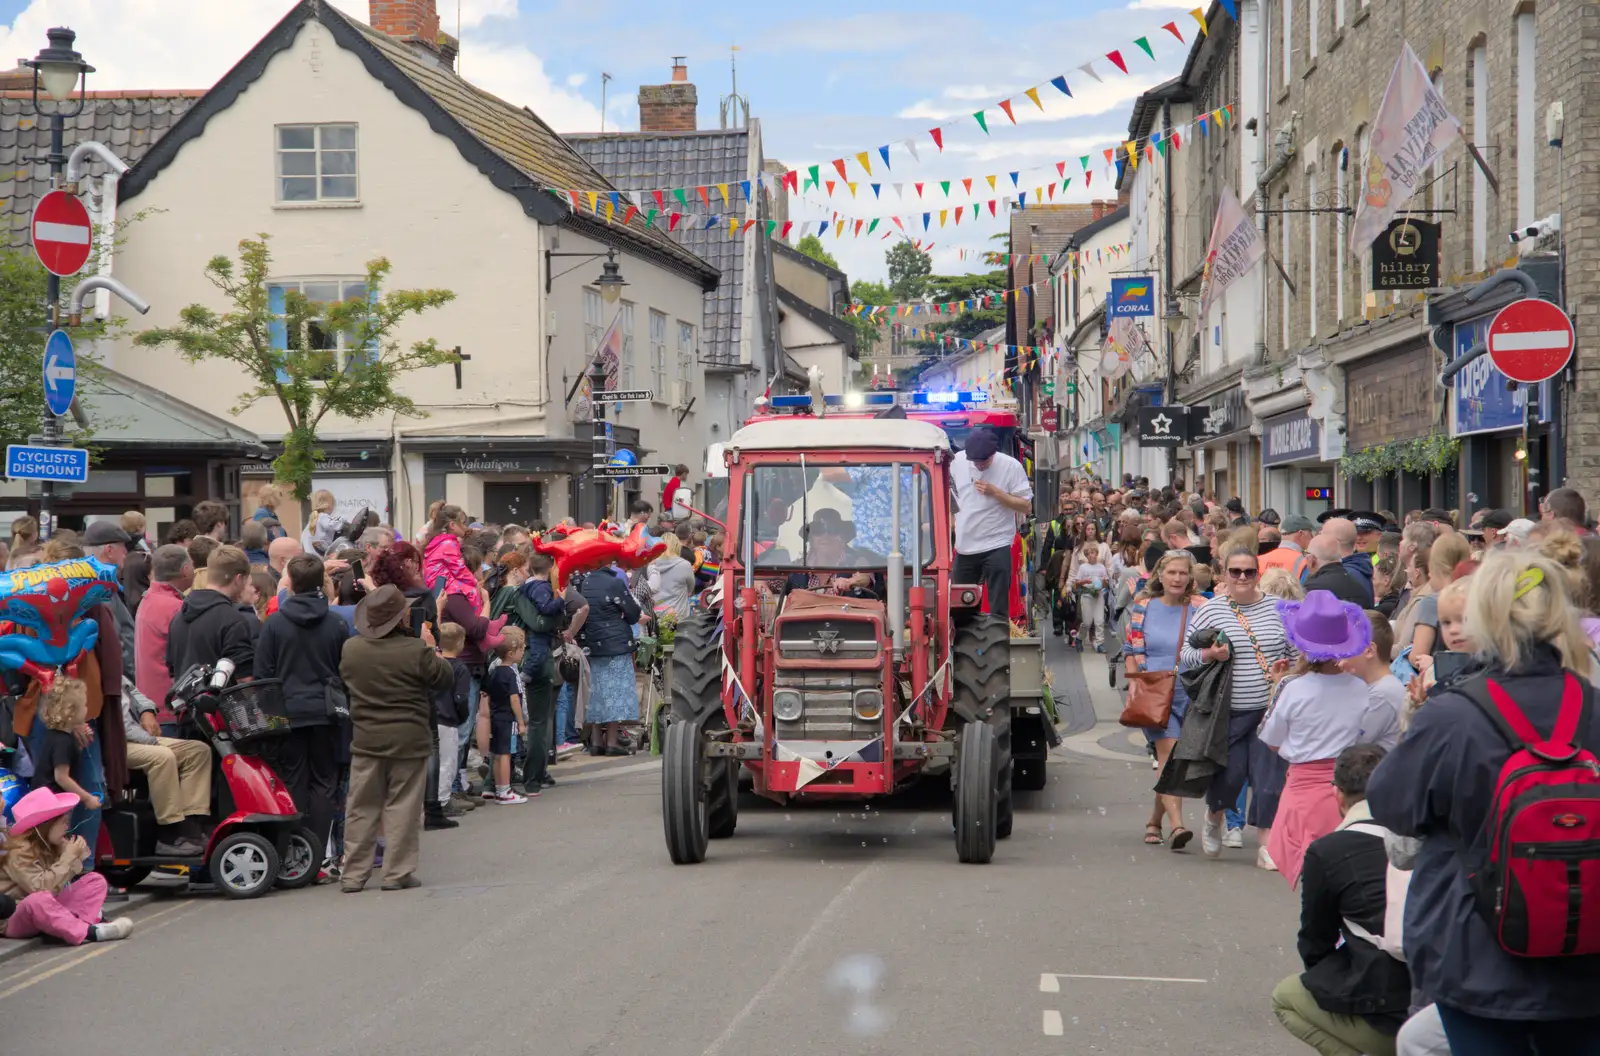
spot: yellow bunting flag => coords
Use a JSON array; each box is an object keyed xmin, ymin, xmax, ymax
[
  {"xmin": 939, "ymin": 209, "xmax": 947, "ymax": 227},
  {"xmin": 729, "ymin": 216, "xmax": 738, "ymax": 237},
  {"xmin": 1125, "ymin": 142, "xmax": 1139, "ymax": 168},
  {"xmin": 717, "ymin": 183, "xmax": 730, "ymax": 204},
  {"xmin": 586, "ymin": 191, "xmax": 599, "ymax": 213},
  {"xmin": 856, "ymin": 151, "xmax": 873, "ymax": 176},
  {"xmin": 1025, "ymin": 86, "xmax": 1043, "ymax": 111},
  {"xmin": 847, "ymin": 181, "xmax": 858, "ymax": 197},
  {"xmin": 1190, "ymin": 7, "xmax": 1207, "ymax": 36},
  {"xmin": 986, "ymin": 174, "xmax": 997, "ymax": 190}
]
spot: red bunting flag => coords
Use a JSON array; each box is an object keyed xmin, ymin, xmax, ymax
[
  {"xmin": 929, "ymin": 128, "xmax": 944, "ymax": 151},
  {"xmin": 988, "ymin": 200, "xmax": 997, "ymax": 216},
  {"xmin": 825, "ymin": 181, "xmax": 836, "ymax": 196},
  {"xmin": 1106, "ymin": 50, "xmax": 1128, "ymax": 74},
  {"xmin": 1162, "ymin": 20, "xmax": 1184, "ymax": 42},
  {"xmin": 743, "ymin": 219, "xmax": 758, "ymax": 233},
  {"xmin": 780, "ymin": 221, "xmax": 793, "ymax": 240},
  {"xmin": 567, "ymin": 190, "xmax": 580, "ymax": 209},
  {"xmin": 652, "ymin": 189, "xmax": 665, "ymax": 212},
  {"xmin": 915, "ymin": 182, "xmax": 924, "ymax": 198},
  {"xmin": 998, "ymin": 99, "xmax": 1017, "ymax": 124},
  {"xmin": 962, "ymin": 178, "xmax": 973, "ymax": 194},
  {"xmin": 1171, "ymin": 132, "xmax": 1182, "ymax": 150},
  {"xmin": 669, "ymin": 212, "xmax": 682, "ymax": 231},
  {"xmin": 621, "ymin": 205, "xmax": 638, "ymax": 225},
  {"xmin": 1047, "ymin": 183, "xmax": 1055, "ymax": 200},
  {"xmin": 1085, "ymin": 170, "xmax": 1092, "ymax": 187},
  {"xmin": 1056, "ymin": 161, "xmax": 1066, "ymax": 178},
  {"xmin": 892, "ymin": 217, "xmax": 905, "ymax": 230},
  {"xmin": 832, "ymin": 158, "xmax": 849, "ymax": 181},
  {"xmin": 784, "ymin": 171, "xmax": 799, "ymax": 193},
  {"xmin": 1103, "ymin": 148, "xmax": 1115, "ymax": 164},
  {"xmin": 697, "ymin": 186, "xmax": 711, "ymax": 208}
]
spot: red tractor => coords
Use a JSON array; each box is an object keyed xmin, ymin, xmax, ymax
[{"xmin": 662, "ymin": 405, "xmax": 1049, "ymax": 865}]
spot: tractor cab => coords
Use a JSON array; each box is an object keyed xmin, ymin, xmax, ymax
[{"xmin": 662, "ymin": 403, "xmax": 1052, "ymax": 866}]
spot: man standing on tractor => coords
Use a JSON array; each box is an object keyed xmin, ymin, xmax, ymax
[{"xmin": 950, "ymin": 428, "xmax": 1032, "ymax": 622}]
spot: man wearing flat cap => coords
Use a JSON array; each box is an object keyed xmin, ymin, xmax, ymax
[{"xmin": 949, "ymin": 428, "xmax": 1032, "ymax": 621}]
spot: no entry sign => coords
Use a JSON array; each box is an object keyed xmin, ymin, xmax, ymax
[
  {"xmin": 32, "ymin": 190, "xmax": 93, "ymax": 277},
  {"xmin": 1488, "ymin": 298, "xmax": 1575, "ymax": 385}
]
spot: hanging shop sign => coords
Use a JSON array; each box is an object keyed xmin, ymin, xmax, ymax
[
  {"xmin": 1136, "ymin": 404, "xmax": 1186, "ymax": 447},
  {"xmin": 1109, "ymin": 276, "xmax": 1156, "ymax": 318},
  {"xmin": 1370, "ymin": 218, "xmax": 1441, "ymax": 290},
  {"xmin": 1262, "ymin": 407, "xmax": 1321, "ymax": 465}
]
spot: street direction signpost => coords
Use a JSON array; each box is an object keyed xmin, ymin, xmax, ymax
[
  {"xmin": 31, "ymin": 189, "xmax": 93, "ymax": 277},
  {"xmin": 605, "ymin": 389, "xmax": 655, "ymax": 403},
  {"xmin": 43, "ymin": 329, "xmax": 76, "ymax": 417},
  {"xmin": 1487, "ymin": 298, "xmax": 1575, "ymax": 385},
  {"xmin": 6, "ymin": 443, "xmax": 89, "ymax": 484},
  {"xmin": 594, "ymin": 464, "xmax": 671, "ymax": 479}
]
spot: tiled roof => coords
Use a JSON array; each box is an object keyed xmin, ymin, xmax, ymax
[
  {"xmin": 0, "ymin": 91, "xmax": 202, "ymax": 250},
  {"xmin": 567, "ymin": 129, "xmax": 761, "ymax": 368},
  {"xmin": 81, "ymin": 364, "xmax": 262, "ymax": 450},
  {"xmin": 118, "ymin": 1, "xmax": 717, "ymax": 290}
]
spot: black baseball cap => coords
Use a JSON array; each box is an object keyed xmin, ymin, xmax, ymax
[{"xmin": 1480, "ymin": 508, "xmax": 1514, "ymax": 530}]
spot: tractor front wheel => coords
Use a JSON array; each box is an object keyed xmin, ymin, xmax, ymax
[
  {"xmin": 663, "ymin": 720, "xmax": 710, "ymax": 864},
  {"xmin": 954, "ymin": 720, "xmax": 999, "ymax": 863},
  {"xmin": 952, "ymin": 614, "xmax": 1014, "ymax": 840}
]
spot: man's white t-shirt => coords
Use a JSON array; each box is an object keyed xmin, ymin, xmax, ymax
[{"xmin": 950, "ymin": 450, "xmax": 1032, "ymax": 555}]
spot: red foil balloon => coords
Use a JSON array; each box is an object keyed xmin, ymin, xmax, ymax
[{"xmin": 533, "ymin": 523, "xmax": 666, "ymax": 591}]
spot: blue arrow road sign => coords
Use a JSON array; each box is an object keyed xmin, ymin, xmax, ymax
[
  {"xmin": 43, "ymin": 329, "xmax": 75, "ymax": 418},
  {"xmin": 7, "ymin": 444, "xmax": 89, "ymax": 483}
]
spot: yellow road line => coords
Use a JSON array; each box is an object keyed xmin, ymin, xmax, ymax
[{"xmin": 0, "ymin": 900, "xmax": 206, "ymax": 1002}]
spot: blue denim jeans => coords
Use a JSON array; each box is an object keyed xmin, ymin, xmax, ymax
[
  {"xmin": 1226, "ymin": 783, "xmax": 1248, "ymax": 831},
  {"xmin": 26, "ymin": 714, "xmax": 104, "ymax": 856},
  {"xmin": 555, "ymin": 682, "xmax": 578, "ymax": 745},
  {"xmin": 453, "ymin": 674, "xmax": 482, "ymax": 793}
]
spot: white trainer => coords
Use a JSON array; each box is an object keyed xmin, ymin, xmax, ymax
[
  {"xmin": 1201, "ymin": 816, "xmax": 1223, "ymax": 858},
  {"xmin": 1223, "ymin": 828, "xmax": 1244, "ymax": 849},
  {"xmin": 1257, "ymin": 846, "xmax": 1279, "ymax": 871}
]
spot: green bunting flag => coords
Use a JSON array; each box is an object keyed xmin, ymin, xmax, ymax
[
  {"xmin": 1134, "ymin": 36, "xmax": 1154, "ymax": 61},
  {"xmin": 973, "ymin": 110, "xmax": 989, "ymax": 134},
  {"xmin": 940, "ymin": 180, "xmax": 951, "ymax": 197},
  {"xmin": 673, "ymin": 188, "xmax": 688, "ymax": 209},
  {"xmin": 646, "ymin": 208, "xmax": 658, "ymax": 227}
]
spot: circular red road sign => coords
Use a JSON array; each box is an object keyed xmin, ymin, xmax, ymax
[
  {"xmin": 1487, "ymin": 297, "xmax": 1575, "ymax": 385},
  {"xmin": 31, "ymin": 190, "xmax": 93, "ymax": 277}
]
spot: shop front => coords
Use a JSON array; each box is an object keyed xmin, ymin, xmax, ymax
[
  {"xmin": 1182, "ymin": 387, "xmax": 1257, "ymax": 507},
  {"xmin": 1448, "ymin": 313, "xmax": 1548, "ymax": 515},
  {"xmin": 241, "ymin": 441, "xmax": 393, "ymax": 533},
  {"xmin": 1260, "ymin": 406, "xmax": 1334, "ymax": 518},
  {"xmin": 1342, "ymin": 341, "xmax": 1455, "ymax": 515}
]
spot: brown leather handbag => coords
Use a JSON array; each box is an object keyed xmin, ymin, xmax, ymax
[{"xmin": 1119, "ymin": 601, "xmax": 1191, "ymax": 729}]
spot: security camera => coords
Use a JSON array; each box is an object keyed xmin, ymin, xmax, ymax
[{"xmin": 1509, "ymin": 213, "xmax": 1561, "ymax": 244}]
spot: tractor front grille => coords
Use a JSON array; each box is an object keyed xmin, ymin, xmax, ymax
[
  {"xmin": 776, "ymin": 617, "xmax": 881, "ymax": 662},
  {"xmin": 774, "ymin": 669, "xmax": 886, "ymax": 741}
]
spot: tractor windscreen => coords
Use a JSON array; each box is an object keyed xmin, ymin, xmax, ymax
[{"xmin": 744, "ymin": 463, "xmax": 935, "ymax": 569}]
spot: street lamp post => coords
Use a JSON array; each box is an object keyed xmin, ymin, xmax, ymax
[
  {"xmin": 548, "ymin": 246, "xmax": 628, "ymax": 522},
  {"xmin": 23, "ymin": 27, "xmax": 93, "ymax": 539},
  {"xmin": 1161, "ymin": 295, "xmax": 1185, "ymax": 485}
]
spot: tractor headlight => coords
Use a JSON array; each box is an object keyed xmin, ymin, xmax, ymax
[
  {"xmin": 853, "ymin": 689, "xmax": 884, "ymax": 721},
  {"xmin": 772, "ymin": 688, "xmax": 804, "ymax": 722}
]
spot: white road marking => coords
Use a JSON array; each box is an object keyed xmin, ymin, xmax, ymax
[
  {"xmin": 1042, "ymin": 1009, "xmax": 1064, "ymax": 1036},
  {"xmin": 701, "ymin": 862, "xmax": 880, "ymax": 1056},
  {"xmin": 1042, "ymin": 972, "xmax": 1209, "ymax": 984}
]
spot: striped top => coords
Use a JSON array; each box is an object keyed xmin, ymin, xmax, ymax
[{"xmin": 1179, "ymin": 594, "xmax": 1294, "ymax": 711}]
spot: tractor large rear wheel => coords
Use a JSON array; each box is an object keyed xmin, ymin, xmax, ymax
[
  {"xmin": 663, "ymin": 721, "xmax": 709, "ymax": 864},
  {"xmin": 952, "ymin": 614, "xmax": 1013, "ymax": 839},
  {"xmin": 954, "ymin": 720, "xmax": 999, "ymax": 863}
]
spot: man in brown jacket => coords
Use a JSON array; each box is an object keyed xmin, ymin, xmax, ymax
[{"xmin": 339, "ymin": 586, "xmax": 454, "ymax": 892}]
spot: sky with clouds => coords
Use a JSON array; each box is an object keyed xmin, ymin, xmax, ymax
[{"xmin": 0, "ymin": 0, "xmax": 1198, "ymax": 284}]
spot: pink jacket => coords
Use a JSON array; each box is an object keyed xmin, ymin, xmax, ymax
[
  {"xmin": 134, "ymin": 581, "xmax": 185, "ymax": 722},
  {"xmin": 423, "ymin": 532, "xmax": 478, "ymax": 600}
]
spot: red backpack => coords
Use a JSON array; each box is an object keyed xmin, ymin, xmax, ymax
[{"xmin": 1459, "ymin": 673, "xmax": 1600, "ymax": 958}]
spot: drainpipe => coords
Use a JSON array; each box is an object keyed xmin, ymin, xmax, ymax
[{"xmin": 1162, "ymin": 97, "xmax": 1178, "ymax": 484}]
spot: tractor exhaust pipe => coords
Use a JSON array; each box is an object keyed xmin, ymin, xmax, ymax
[{"xmin": 887, "ymin": 463, "xmax": 905, "ymax": 660}]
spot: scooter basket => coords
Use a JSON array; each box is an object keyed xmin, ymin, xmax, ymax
[{"xmin": 214, "ymin": 680, "xmax": 292, "ymax": 745}]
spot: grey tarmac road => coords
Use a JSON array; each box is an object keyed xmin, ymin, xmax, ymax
[{"xmin": 0, "ymin": 641, "xmax": 1301, "ymax": 1056}]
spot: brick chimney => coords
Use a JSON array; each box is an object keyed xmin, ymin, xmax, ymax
[
  {"xmin": 369, "ymin": 0, "xmax": 454, "ymax": 70},
  {"xmin": 638, "ymin": 59, "xmax": 697, "ymax": 133}
]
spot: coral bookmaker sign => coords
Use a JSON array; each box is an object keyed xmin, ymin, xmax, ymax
[
  {"xmin": 1109, "ymin": 276, "xmax": 1155, "ymax": 318},
  {"xmin": 1262, "ymin": 408, "xmax": 1321, "ymax": 465}
]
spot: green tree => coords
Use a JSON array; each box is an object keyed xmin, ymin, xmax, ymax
[
  {"xmin": 794, "ymin": 234, "xmax": 838, "ymax": 270},
  {"xmin": 135, "ymin": 234, "xmax": 457, "ymax": 498},
  {"xmin": 886, "ymin": 241, "xmax": 932, "ymax": 301},
  {"xmin": 0, "ymin": 249, "xmax": 103, "ymax": 451},
  {"xmin": 846, "ymin": 278, "xmax": 893, "ymax": 355}
]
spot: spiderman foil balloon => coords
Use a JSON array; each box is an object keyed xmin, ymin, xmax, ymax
[
  {"xmin": 0, "ymin": 557, "xmax": 119, "ymax": 688},
  {"xmin": 533, "ymin": 523, "xmax": 665, "ymax": 591}
]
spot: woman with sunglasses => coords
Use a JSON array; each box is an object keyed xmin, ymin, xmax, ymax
[{"xmin": 1180, "ymin": 537, "xmax": 1295, "ymax": 868}]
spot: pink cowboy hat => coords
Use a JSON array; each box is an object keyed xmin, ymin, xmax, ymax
[
  {"xmin": 9, "ymin": 786, "xmax": 79, "ymax": 837},
  {"xmin": 1276, "ymin": 590, "xmax": 1373, "ymax": 662}
]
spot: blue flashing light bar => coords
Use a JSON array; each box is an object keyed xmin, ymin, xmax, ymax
[
  {"xmin": 768, "ymin": 395, "xmax": 813, "ymax": 408},
  {"xmin": 910, "ymin": 390, "xmax": 989, "ymax": 405},
  {"xmin": 822, "ymin": 392, "xmax": 898, "ymax": 407}
]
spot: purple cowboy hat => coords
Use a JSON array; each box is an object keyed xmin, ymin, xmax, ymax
[{"xmin": 1276, "ymin": 590, "xmax": 1372, "ymax": 662}]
